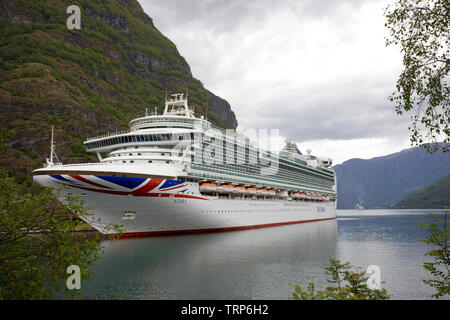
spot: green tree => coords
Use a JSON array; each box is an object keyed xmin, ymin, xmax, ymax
[
  {"xmin": 290, "ymin": 259, "xmax": 390, "ymax": 300},
  {"xmin": 384, "ymin": 0, "xmax": 449, "ymax": 153},
  {"xmin": 419, "ymin": 211, "xmax": 450, "ymax": 298},
  {"xmin": 0, "ymin": 128, "xmax": 15, "ymax": 151},
  {"xmin": 0, "ymin": 169, "xmax": 119, "ymax": 299}
]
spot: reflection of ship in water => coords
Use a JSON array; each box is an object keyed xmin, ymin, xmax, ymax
[
  {"xmin": 83, "ymin": 219, "xmax": 338, "ymax": 299},
  {"xmin": 355, "ymin": 202, "xmax": 364, "ymax": 210}
]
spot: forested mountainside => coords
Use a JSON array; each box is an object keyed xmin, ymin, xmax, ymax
[
  {"xmin": 394, "ymin": 175, "xmax": 450, "ymax": 209},
  {"xmin": 0, "ymin": 0, "xmax": 237, "ymax": 179}
]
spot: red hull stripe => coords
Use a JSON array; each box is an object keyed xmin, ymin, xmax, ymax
[
  {"xmin": 174, "ymin": 194, "xmax": 208, "ymax": 200},
  {"xmin": 132, "ymin": 179, "xmax": 163, "ymax": 196},
  {"xmin": 69, "ymin": 174, "xmax": 113, "ymax": 189},
  {"xmin": 114, "ymin": 217, "xmax": 335, "ymax": 238}
]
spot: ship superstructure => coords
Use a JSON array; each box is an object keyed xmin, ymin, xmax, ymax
[{"xmin": 33, "ymin": 94, "xmax": 337, "ymax": 236}]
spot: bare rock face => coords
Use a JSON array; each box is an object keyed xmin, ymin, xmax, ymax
[
  {"xmin": 85, "ymin": 7, "xmax": 129, "ymax": 33},
  {"xmin": 209, "ymin": 91, "xmax": 238, "ymax": 129}
]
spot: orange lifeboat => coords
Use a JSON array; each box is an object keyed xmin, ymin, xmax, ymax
[
  {"xmin": 257, "ymin": 187, "xmax": 268, "ymax": 196},
  {"xmin": 292, "ymin": 191, "xmax": 302, "ymax": 199},
  {"xmin": 235, "ymin": 185, "xmax": 246, "ymax": 194},
  {"xmin": 245, "ymin": 187, "xmax": 257, "ymax": 195},
  {"xmin": 218, "ymin": 183, "xmax": 235, "ymax": 193},
  {"xmin": 199, "ymin": 182, "xmax": 217, "ymax": 193}
]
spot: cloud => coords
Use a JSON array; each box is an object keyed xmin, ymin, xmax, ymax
[{"xmin": 138, "ymin": 0, "xmax": 411, "ymax": 163}]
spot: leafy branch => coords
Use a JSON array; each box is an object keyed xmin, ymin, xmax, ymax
[{"xmin": 290, "ymin": 259, "xmax": 390, "ymax": 300}]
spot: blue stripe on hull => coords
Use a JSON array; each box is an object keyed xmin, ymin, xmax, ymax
[{"xmin": 96, "ymin": 176, "xmax": 146, "ymax": 189}]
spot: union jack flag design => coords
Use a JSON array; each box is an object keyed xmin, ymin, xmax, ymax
[{"xmin": 49, "ymin": 174, "xmax": 207, "ymax": 200}]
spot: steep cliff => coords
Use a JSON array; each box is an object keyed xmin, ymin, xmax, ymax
[{"xmin": 0, "ymin": 0, "xmax": 238, "ymax": 176}]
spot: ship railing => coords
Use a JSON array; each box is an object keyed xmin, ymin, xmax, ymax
[
  {"xmin": 56, "ymin": 162, "xmax": 107, "ymax": 167},
  {"xmin": 85, "ymin": 130, "xmax": 130, "ymax": 142}
]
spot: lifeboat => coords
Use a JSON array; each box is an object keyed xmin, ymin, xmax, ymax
[
  {"xmin": 266, "ymin": 188, "xmax": 276, "ymax": 196},
  {"xmin": 218, "ymin": 183, "xmax": 235, "ymax": 194},
  {"xmin": 199, "ymin": 182, "xmax": 217, "ymax": 193},
  {"xmin": 245, "ymin": 187, "xmax": 257, "ymax": 195},
  {"xmin": 235, "ymin": 185, "xmax": 246, "ymax": 194},
  {"xmin": 292, "ymin": 191, "xmax": 302, "ymax": 199},
  {"xmin": 257, "ymin": 187, "xmax": 268, "ymax": 196}
]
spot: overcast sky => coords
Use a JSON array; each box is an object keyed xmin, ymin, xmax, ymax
[{"xmin": 137, "ymin": 0, "xmax": 412, "ymax": 164}]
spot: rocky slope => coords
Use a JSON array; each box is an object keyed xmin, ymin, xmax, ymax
[{"xmin": 0, "ymin": 0, "xmax": 237, "ymax": 176}]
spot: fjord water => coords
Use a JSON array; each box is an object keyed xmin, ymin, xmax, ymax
[{"xmin": 82, "ymin": 209, "xmax": 447, "ymax": 300}]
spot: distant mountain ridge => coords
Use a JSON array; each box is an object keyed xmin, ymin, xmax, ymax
[
  {"xmin": 333, "ymin": 145, "xmax": 450, "ymax": 209},
  {"xmin": 0, "ymin": 0, "xmax": 237, "ymax": 175}
]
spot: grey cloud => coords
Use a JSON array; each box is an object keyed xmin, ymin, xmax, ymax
[
  {"xmin": 238, "ymin": 77, "xmax": 409, "ymax": 142},
  {"xmin": 139, "ymin": 0, "xmax": 376, "ymax": 35},
  {"xmin": 137, "ymin": 0, "xmax": 404, "ymax": 144}
]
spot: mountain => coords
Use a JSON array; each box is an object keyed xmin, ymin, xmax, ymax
[
  {"xmin": 0, "ymin": 0, "xmax": 237, "ymax": 176},
  {"xmin": 394, "ymin": 175, "xmax": 450, "ymax": 209},
  {"xmin": 333, "ymin": 145, "xmax": 450, "ymax": 209}
]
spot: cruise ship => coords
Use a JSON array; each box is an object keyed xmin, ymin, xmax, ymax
[{"xmin": 32, "ymin": 94, "xmax": 337, "ymax": 237}]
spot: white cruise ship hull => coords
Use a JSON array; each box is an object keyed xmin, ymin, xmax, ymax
[{"xmin": 33, "ymin": 171, "xmax": 336, "ymax": 237}]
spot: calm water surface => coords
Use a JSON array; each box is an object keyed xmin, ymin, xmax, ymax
[{"xmin": 83, "ymin": 209, "xmax": 447, "ymax": 300}]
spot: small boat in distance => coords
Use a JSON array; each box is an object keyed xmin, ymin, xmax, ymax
[{"xmin": 355, "ymin": 203, "xmax": 364, "ymax": 210}]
